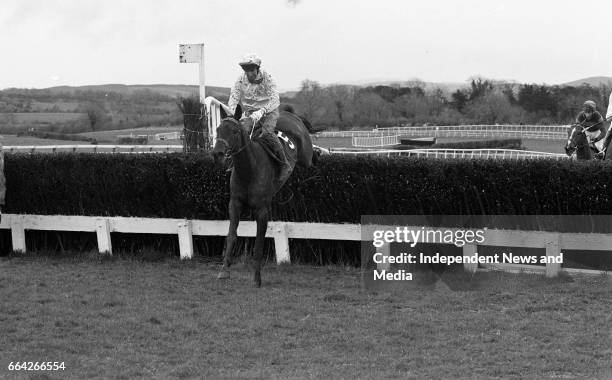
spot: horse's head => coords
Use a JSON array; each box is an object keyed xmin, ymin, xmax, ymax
[
  {"xmin": 565, "ymin": 124, "xmax": 587, "ymax": 157},
  {"xmin": 212, "ymin": 117, "xmax": 248, "ymax": 165}
]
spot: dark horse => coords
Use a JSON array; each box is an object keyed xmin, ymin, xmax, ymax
[
  {"xmin": 565, "ymin": 124, "xmax": 602, "ymax": 160},
  {"xmin": 211, "ymin": 106, "xmax": 316, "ymax": 287}
]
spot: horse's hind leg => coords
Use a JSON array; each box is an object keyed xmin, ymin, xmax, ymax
[
  {"xmin": 252, "ymin": 207, "xmax": 269, "ymax": 287},
  {"xmin": 218, "ymin": 199, "xmax": 242, "ymax": 280}
]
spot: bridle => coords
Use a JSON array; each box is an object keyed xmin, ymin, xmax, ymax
[
  {"xmin": 216, "ymin": 118, "xmax": 249, "ymax": 157},
  {"xmin": 565, "ymin": 124, "xmax": 585, "ymax": 155}
]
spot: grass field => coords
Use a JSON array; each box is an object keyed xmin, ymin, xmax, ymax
[
  {"xmin": 0, "ymin": 113, "xmax": 85, "ymax": 124},
  {"xmin": 0, "ymin": 125, "xmax": 184, "ymax": 146},
  {"xmin": 312, "ymin": 136, "xmax": 566, "ymax": 154},
  {"xmin": 1, "ymin": 253, "xmax": 610, "ymax": 379},
  {"xmin": 0, "ymin": 134, "xmax": 93, "ymax": 146},
  {"xmin": 76, "ymin": 126, "xmax": 183, "ymax": 144}
]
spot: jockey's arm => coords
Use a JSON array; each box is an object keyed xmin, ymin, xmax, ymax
[
  {"xmin": 584, "ymin": 113, "xmax": 604, "ymax": 131},
  {"xmin": 228, "ymin": 77, "xmax": 243, "ymax": 115}
]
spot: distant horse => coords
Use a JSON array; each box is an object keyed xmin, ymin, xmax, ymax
[
  {"xmin": 212, "ymin": 106, "xmax": 317, "ymax": 287},
  {"xmin": 565, "ymin": 124, "xmax": 604, "ymax": 160}
]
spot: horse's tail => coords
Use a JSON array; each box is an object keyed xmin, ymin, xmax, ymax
[
  {"xmin": 280, "ymin": 103, "xmax": 295, "ymax": 114},
  {"xmin": 279, "ymin": 103, "xmax": 326, "ymax": 134},
  {"xmin": 298, "ymin": 115, "xmax": 316, "ymax": 133}
]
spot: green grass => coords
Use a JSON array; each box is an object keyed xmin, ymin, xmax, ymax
[{"xmin": 1, "ymin": 253, "xmax": 610, "ymax": 379}]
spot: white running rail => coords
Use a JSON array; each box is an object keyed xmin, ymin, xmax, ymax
[
  {"xmin": 3, "ymin": 145, "xmax": 184, "ymax": 153},
  {"xmin": 352, "ymin": 135, "xmax": 400, "ymax": 147},
  {"xmin": 317, "ymin": 125, "xmax": 569, "ymax": 140},
  {"xmin": 330, "ymin": 148, "xmax": 569, "ymax": 160},
  {"xmin": 0, "ymin": 214, "xmax": 608, "ymax": 277}
]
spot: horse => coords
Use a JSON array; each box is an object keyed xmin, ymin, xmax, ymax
[
  {"xmin": 211, "ymin": 105, "xmax": 317, "ymax": 287},
  {"xmin": 565, "ymin": 124, "xmax": 604, "ymax": 160}
]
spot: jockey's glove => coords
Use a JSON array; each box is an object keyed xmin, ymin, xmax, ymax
[{"xmin": 250, "ymin": 109, "xmax": 265, "ymax": 123}]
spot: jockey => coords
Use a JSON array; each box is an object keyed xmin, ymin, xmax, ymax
[
  {"xmin": 227, "ymin": 54, "xmax": 290, "ymax": 182},
  {"xmin": 575, "ymin": 100, "xmax": 605, "ymax": 154}
]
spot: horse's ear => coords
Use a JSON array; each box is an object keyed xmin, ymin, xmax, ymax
[{"xmin": 234, "ymin": 104, "xmax": 243, "ymax": 120}]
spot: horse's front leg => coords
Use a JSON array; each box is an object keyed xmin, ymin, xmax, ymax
[
  {"xmin": 251, "ymin": 207, "xmax": 269, "ymax": 287},
  {"xmin": 218, "ymin": 198, "xmax": 243, "ymax": 280}
]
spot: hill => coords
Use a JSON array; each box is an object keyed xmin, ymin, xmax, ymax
[
  {"xmin": 44, "ymin": 84, "xmax": 230, "ymax": 99},
  {"xmin": 563, "ymin": 76, "xmax": 612, "ymax": 87}
]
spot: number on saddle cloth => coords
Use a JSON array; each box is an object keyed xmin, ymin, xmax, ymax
[
  {"xmin": 276, "ymin": 131, "xmax": 295, "ymax": 150},
  {"xmin": 276, "ymin": 130, "xmax": 298, "ymax": 167}
]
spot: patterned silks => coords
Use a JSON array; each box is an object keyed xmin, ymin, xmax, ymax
[{"xmin": 228, "ymin": 69, "xmax": 280, "ymax": 116}]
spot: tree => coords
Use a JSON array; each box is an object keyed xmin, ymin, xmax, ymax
[
  {"xmin": 468, "ymin": 78, "xmax": 493, "ymax": 101},
  {"xmin": 83, "ymin": 101, "xmax": 108, "ymax": 131},
  {"xmin": 353, "ymin": 93, "xmax": 392, "ymax": 127},
  {"xmin": 326, "ymin": 85, "xmax": 355, "ymax": 126},
  {"xmin": 451, "ymin": 89, "xmax": 469, "ymax": 112},
  {"xmin": 294, "ymin": 79, "xmax": 325, "ymax": 122},
  {"xmin": 517, "ymin": 84, "xmax": 557, "ymax": 115},
  {"xmin": 463, "ymin": 91, "xmax": 527, "ymax": 124}
]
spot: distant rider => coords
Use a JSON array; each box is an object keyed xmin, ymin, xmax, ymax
[
  {"xmin": 575, "ymin": 100, "xmax": 605, "ymax": 154},
  {"xmin": 227, "ymin": 54, "xmax": 290, "ymax": 183}
]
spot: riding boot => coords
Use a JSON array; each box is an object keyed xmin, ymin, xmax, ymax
[
  {"xmin": 225, "ymin": 156, "xmax": 234, "ymax": 173},
  {"xmin": 270, "ymin": 136, "xmax": 291, "ymax": 186}
]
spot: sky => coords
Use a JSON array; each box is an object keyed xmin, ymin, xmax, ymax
[{"xmin": 2, "ymin": 0, "xmax": 611, "ymax": 91}]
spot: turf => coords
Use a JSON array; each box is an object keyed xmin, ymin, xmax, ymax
[{"xmin": 1, "ymin": 253, "xmax": 610, "ymax": 379}]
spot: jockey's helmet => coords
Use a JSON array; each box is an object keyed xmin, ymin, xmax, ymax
[
  {"xmin": 583, "ymin": 100, "xmax": 596, "ymax": 112},
  {"xmin": 239, "ymin": 54, "xmax": 261, "ymax": 69}
]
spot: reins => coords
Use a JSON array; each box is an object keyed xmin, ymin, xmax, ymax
[{"xmin": 218, "ymin": 117, "xmax": 251, "ymax": 157}]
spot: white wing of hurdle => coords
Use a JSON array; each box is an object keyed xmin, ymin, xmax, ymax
[{"xmin": 204, "ymin": 96, "xmax": 232, "ymax": 147}]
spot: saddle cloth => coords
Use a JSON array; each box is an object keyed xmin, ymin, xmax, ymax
[
  {"xmin": 253, "ymin": 130, "xmax": 298, "ymax": 168},
  {"xmin": 585, "ymin": 130, "xmax": 605, "ymax": 153}
]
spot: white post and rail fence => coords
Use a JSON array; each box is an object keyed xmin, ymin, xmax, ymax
[{"xmin": 0, "ymin": 214, "xmax": 609, "ymax": 278}]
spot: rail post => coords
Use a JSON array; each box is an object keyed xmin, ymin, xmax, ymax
[{"xmin": 178, "ymin": 220, "xmax": 194, "ymax": 259}]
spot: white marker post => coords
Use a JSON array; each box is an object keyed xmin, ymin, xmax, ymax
[
  {"xmin": 179, "ymin": 43, "xmax": 205, "ymax": 101},
  {"xmin": 179, "ymin": 43, "xmax": 210, "ymax": 146}
]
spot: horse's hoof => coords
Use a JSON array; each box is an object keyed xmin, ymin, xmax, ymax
[{"xmin": 217, "ymin": 270, "xmax": 230, "ymax": 280}]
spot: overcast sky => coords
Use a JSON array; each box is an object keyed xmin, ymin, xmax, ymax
[{"xmin": 2, "ymin": 0, "xmax": 611, "ymax": 91}]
